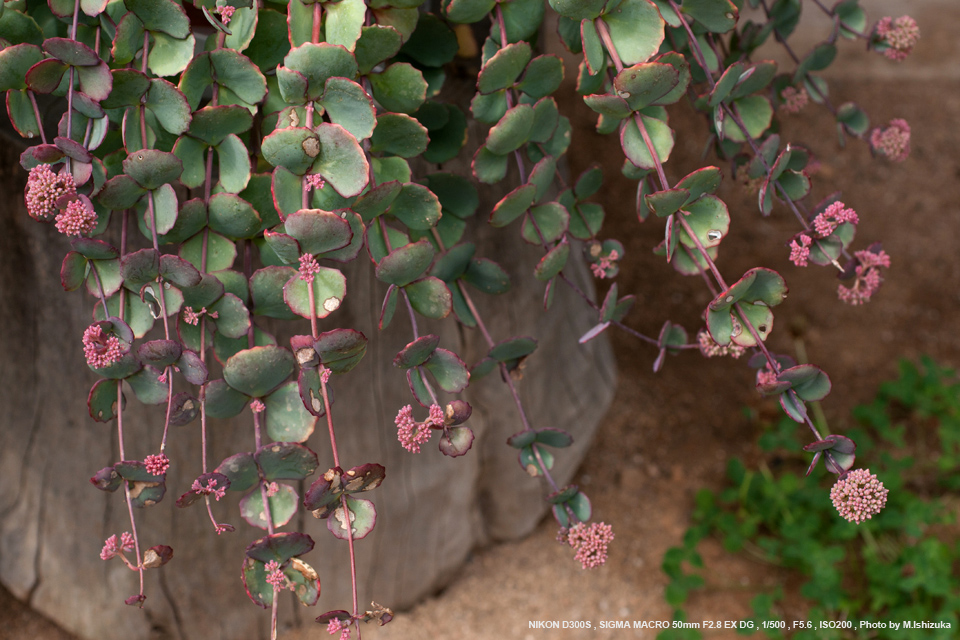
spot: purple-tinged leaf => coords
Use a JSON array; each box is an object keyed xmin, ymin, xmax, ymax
[
  {"xmin": 168, "ymin": 392, "xmax": 199, "ymax": 426},
  {"xmin": 393, "ymin": 335, "xmax": 440, "ymax": 369},
  {"xmin": 159, "ymin": 255, "xmax": 201, "ymax": 288},
  {"xmin": 142, "ymin": 545, "xmax": 173, "ymax": 569},
  {"xmin": 262, "ymin": 228, "xmax": 301, "ymax": 265},
  {"xmin": 284, "ymin": 209, "xmax": 353, "ymax": 255},
  {"xmin": 445, "ymin": 400, "xmax": 471, "ymax": 425},
  {"xmin": 313, "ymin": 328, "xmax": 368, "ymax": 374},
  {"xmin": 246, "ymin": 532, "xmax": 315, "ymax": 564},
  {"xmin": 568, "ymin": 490, "xmax": 592, "ymax": 521},
  {"xmin": 53, "ymin": 136, "xmax": 92, "ymax": 163},
  {"xmin": 115, "ymin": 461, "xmax": 166, "ymax": 507},
  {"xmin": 0, "ymin": 44, "xmax": 43, "ymax": 92},
  {"xmin": 137, "ymin": 339, "xmax": 181, "ymax": 368},
  {"xmin": 19, "ymin": 144, "xmax": 64, "ymax": 169},
  {"xmin": 488, "ymin": 336, "xmax": 537, "ymax": 362},
  {"xmin": 439, "ymin": 426, "xmax": 474, "ymax": 457},
  {"xmin": 61, "ymin": 251, "xmax": 88, "ymax": 291},
  {"xmin": 285, "ymin": 557, "xmax": 320, "ymax": 607},
  {"xmin": 298, "ymin": 368, "xmax": 325, "ymax": 417},
  {"xmin": 406, "ymin": 368, "xmax": 431, "ymax": 407},
  {"xmin": 90, "ymin": 466, "xmax": 122, "ymax": 492},
  {"xmin": 43, "ymin": 37, "xmax": 101, "ymax": 66},
  {"xmin": 87, "ymin": 378, "xmax": 122, "ymax": 422},
  {"xmin": 304, "ymin": 467, "xmax": 344, "ymax": 515},
  {"xmin": 547, "ymin": 484, "xmax": 579, "ymax": 504},
  {"xmin": 120, "ymin": 248, "xmax": 160, "ymax": 289},
  {"xmin": 25, "ymin": 58, "xmax": 67, "ymax": 94},
  {"xmin": 282, "ymin": 267, "xmax": 346, "ymax": 320},
  {"xmin": 291, "ymin": 335, "xmax": 318, "ymax": 368},
  {"xmin": 241, "ymin": 557, "xmax": 273, "ymax": 609},
  {"xmin": 316, "ymin": 610, "xmax": 352, "ymax": 626},
  {"xmin": 379, "ymin": 284, "xmax": 398, "ymax": 330},
  {"xmin": 341, "ymin": 463, "xmax": 386, "ymax": 494},
  {"xmin": 75, "ymin": 60, "xmax": 112, "ymax": 102}
]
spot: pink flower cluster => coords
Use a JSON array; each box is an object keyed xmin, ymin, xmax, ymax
[
  {"xmin": 265, "ymin": 481, "xmax": 280, "ymax": 498},
  {"xmin": 55, "ymin": 197, "xmax": 98, "ymax": 237},
  {"xmin": 561, "ymin": 521, "xmax": 615, "ymax": 569},
  {"xmin": 394, "ymin": 404, "xmax": 444, "ymax": 453},
  {"xmin": 838, "ymin": 249, "xmax": 891, "ymax": 306},
  {"xmin": 788, "ymin": 234, "xmax": 813, "ymax": 267},
  {"xmin": 250, "ymin": 398, "xmax": 266, "ymax": 413},
  {"xmin": 25, "ymin": 164, "xmax": 76, "ymax": 222},
  {"xmin": 697, "ymin": 328, "xmax": 746, "ymax": 359},
  {"xmin": 326, "ymin": 618, "xmax": 351, "ymax": 640},
  {"xmin": 320, "ymin": 365, "xmax": 331, "ymax": 384},
  {"xmin": 875, "ymin": 16, "xmax": 919, "ymax": 61},
  {"xmin": 191, "ymin": 476, "xmax": 227, "ymax": 501},
  {"xmin": 780, "ymin": 86, "xmax": 808, "ymax": 114},
  {"xmin": 305, "ymin": 174, "xmax": 327, "ymax": 191},
  {"xmin": 182, "ymin": 306, "xmax": 218, "ymax": 326},
  {"xmin": 813, "ymin": 201, "xmax": 859, "ymax": 238},
  {"xmin": 299, "ymin": 254, "xmax": 321, "ymax": 283},
  {"xmin": 264, "ymin": 560, "xmax": 290, "ymax": 590},
  {"xmin": 100, "ymin": 532, "xmax": 135, "ymax": 561},
  {"xmin": 756, "ymin": 363, "xmax": 779, "ymax": 387},
  {"xmin": 144, "ymin": 453, "xmax": 170, "ymax": 476},
  {"xmin": 82, "ymin": 324, "xmax": 124, "ymax": 369},
  {"xmin": 870, "ymin": 119, "xmax": 911, "ymax": 162},
  {"xmin": 590, "ymin": 250, "xmax": 619, "ymax": 279},
  {"xmin": 830, "ymin": 468, "xmax": 888, "ymax": 524},
  {"xmin": 216, "ymin": 4, "xmax": 235, "ymax": 24}
]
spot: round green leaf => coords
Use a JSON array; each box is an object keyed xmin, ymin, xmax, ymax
[
  {"xmin": 284, "ymin": 42, "xmax": 359, "ymax": 101},
  {"xmin": 485, "ymin": 104, "xmax": 534, "ymax": 155},
  {"xmin": 369, "ymin": 113, "xmax": 429, "ymax": 158},
  {"xmin": 261, "ymin": 127, "xmax": 318, "ymax": 176},
  {"xmin": 216, "ymin": 134, "xmax": 252, "ymax": 194},
  {"xmin": 404, "ymin": 277, "xmax": 452, "ymax": 319},
  {"xmin": 312, "ymin": 123, "xmax": 369, "ymax": 198},
  {"xmin": 620, "ymin": 115, "xmax": 674, "ymax": 170},
  {"xmin": 283, "ymin": 268, "xmax": 348, "ymax": 320},
  {"xmin": 327, "ymin": 496, "xmax": 377, "ymax": 540},
  {"xmin": 320, "ymin": 77, "xmax": 376, "ymax": 141},
  {"xmin": 478, "ymin": 41, "xmax": 531, "ymax": 94},
  {"xmin": 263, "ymin": 384, "xmax": 318, "ymax": 443},
  {"xmin": 223, "ymin": 346, "xmax": 296, "ymax": 398},
  {"xmin": 123, "ymin": 149, "xmax": 183, "ymax": 190},
  {"xmin": 240, "ymin": 484, "xmax": 298, "ymax": 530},
  {"xmin": 389, "ymin": 183, "xmax": 442, "ymax": 230},
  {"xmin": 600, "ymin": 0, "xmax": 664, "ymax": 66},
  {"xmin": 376, "ymin": 239, "xmax": 435, "ymax": 287},
  {"xmin": 325, "ymin": 0, "xmax": 366, "ymax": 51},
  {"xmin": 722, "ymin": 95, "xmax": 773, "ymax": 143},
  {"xmin": 368, "ymin": 62, "xmax": 427, "ymax": 114}
]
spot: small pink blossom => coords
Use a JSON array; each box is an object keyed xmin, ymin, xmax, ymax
[
  {"xmin": 55, "ymin": 197, "xmax": 98, "ymax": 236},
  {"xmin": 250, "ymin": 399, "xmax": 266, "ymax": 413},
  {"xmin": 395, "ymin": 404, "xmax": 433, "ymax": 453},
  {"xmin": 191, "ymin": 476, "xmax": 226, "ymax": 501},
  {"xmin": 299, "ymin": 254, "xmax": 321, "ymax": 283},
  {"xmin": 875, "ymin": 16, "xmax": 919, "ymax": 61},
  {"xmin": 265, "ymin": 481, "xmax": 279, "ymax": 498},
  {"xmin": 25, "ymin": 164, "xmax": 76, "ymax": 222},
  {"xmin": 812, "ymin": 201, "xmax": 858, "ymax": 238},
  {"xmin": 182, "ymin": 307, "xmax": 218, "ymax": 326},
  {"xmin": 870, "ymin": 119, "xmax": 911, "ymax": 162},
  {"xmin": 838, "ymin": 249, "xmax": 890, "ymax": 306},
  {"xmin": 216, "ymin": 4, "xmax": 236, "ymax": 24},
  {"xmin": 780, "ymin": 86, "xmax": 808, "ymax": 114},
  {"xmin": 562, "ymin": 522, "xmax": 615, "ymax": 569},
  {"xmin": 697, "ymin": 329, "xmax": 746, "ymax": 359},
  {"xmin": 590, "ymin": 249, "xmax": 620, "ymax": 279},
  {"xmin": 305, "ymin": 174, "xmax": 327, "ymax": 191},
  {"xmin": 756, "ymin": 363, "xmax": 779, "ymax": 387},
  {"xmin": 82, "ymin": 324, "xmax": 125, "ymax": 369},
  {"xmin": 320, "ymin": 366, "xmax": 331, "ymax": 385},
  {"xmin": 264, "ymin": 560, "xmax": 289, "ymax": 590},
  {"xmin": 326, "ymin": 618, "xmax": 351, "ymax": 640},
  {"xmin": 831, "ymin": 468, "xmax": 888, "ymax": 524},
  {"xmin": 100, "ymin": 532, "xmax": 136, "ymax": 561},
  {"xmin": 789, "ymin": 234, "xmax": 812, "ymax": 267},
  {"xmin": 144, "ymin": 453, "xmax": 170, "ymax": 476}
]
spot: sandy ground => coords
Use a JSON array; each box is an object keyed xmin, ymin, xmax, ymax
[{"xmin": 4, "ymin": 2, "xmax": 960, "ymax": 639}]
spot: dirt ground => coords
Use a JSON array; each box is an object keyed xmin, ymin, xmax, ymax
[{"xmin": 5, "ymin": 3, "xmax": 960, "ymax": 639}]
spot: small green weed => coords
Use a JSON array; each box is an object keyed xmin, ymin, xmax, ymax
[{"xmin": 660, "ymin": 357, "xmax": 960, "ymax": 639}]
